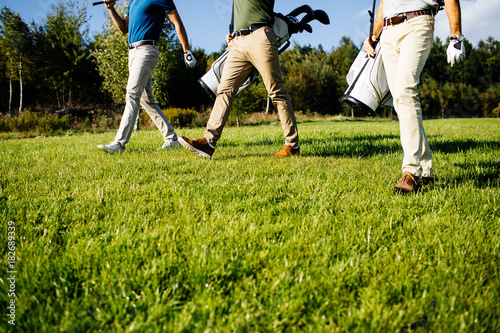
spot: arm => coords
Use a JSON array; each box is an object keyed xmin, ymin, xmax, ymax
[
  {"xmin": 444, "ymin": 0, "xmax": 462, "ymax": 37},
  {"xmin": 167, "ymin": 9, "xmax": 196, "ymax": 68},
  {"xmin": 363, "ymin": 0, "xmax": 384, "ymax": 57},
  {"xmin": 104, "ymin": 0, "xmax": 128, "ymax": 34},
  {"xmin": 166, "ymin": 9, "xmax": 190, "ymax": 53},
  {"xmin": 444, "ymin": 0, "xmax": 465, "ymax": 66}
]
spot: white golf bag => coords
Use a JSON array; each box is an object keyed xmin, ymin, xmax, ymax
[
  {"xmin": 198, "ymin": 50, "xmax": 259, "ymax": 99},
  {"xmin": 342, "ymin": 43, "xmax": 393, "ymax": 115},
  {"xmin": 198, "ymin": 5, "xmax": 330, "ymax": 99}
]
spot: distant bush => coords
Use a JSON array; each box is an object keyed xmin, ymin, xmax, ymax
[
  {"xmin": 0, "ymin": 112, "xmax": 71, "ymax": 133},
  {"xmin": 164, "ymin": 107, "xmax": 199, "ymax": 128}
]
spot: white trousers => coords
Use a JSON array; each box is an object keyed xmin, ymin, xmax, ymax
[
  {"xmin": 115, "ymin": 45, "xmax": 176, "ymax": 146},
  {"xmin": 381, "ymin": 15, "xmax": 434, "ymax": 178}
]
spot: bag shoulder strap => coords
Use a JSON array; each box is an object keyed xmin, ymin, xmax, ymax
[{"xmin": 229, "ymin": 0, "xmax": 235, "ymax": 34}]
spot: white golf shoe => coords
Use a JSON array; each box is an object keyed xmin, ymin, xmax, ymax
[
  {"xmin": 97, "ymin": 142, "xmax": 125, "ymax": 154},
  {"xmin": 159, "ymin": 139, "xmax": 182, "ymax": 150}
]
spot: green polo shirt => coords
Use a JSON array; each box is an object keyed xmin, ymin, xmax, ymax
[{"xmin": 234, "ymin": 0, "xmax": 274, "ymax": 31}]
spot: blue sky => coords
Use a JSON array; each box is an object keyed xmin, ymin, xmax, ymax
[{"xmin": 3, "ymin": 0, "xmax": 500, "ymax": 53}]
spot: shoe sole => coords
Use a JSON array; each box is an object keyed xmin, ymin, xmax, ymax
[
  {"xmin": 178, "ymin": 137, "xmax": 212, "ymax": 159},
  {"xmin": 392, "ymin": 186, "xmax": 421, "ymax": 194}
]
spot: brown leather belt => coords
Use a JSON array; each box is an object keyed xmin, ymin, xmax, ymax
[{"xmin": 384, "ymin": 9, "xmax": 432, "ymax": 27}]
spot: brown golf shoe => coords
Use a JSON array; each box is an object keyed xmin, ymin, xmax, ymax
[
  {"xmin": 393, "ymin": 172, "xmax": 421, "ymax": 194},
  {"xmin": 271, "ymin": 145, "xmax": 300, "ymax": 158},
  {"xmin": 178, "ymin": 136, "xmax": 215, "ymax": 159}
]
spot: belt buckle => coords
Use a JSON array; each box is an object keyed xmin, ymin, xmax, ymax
[{"xmin": 237, "ymin": 28, "xmax": 251, "ymax": 37}]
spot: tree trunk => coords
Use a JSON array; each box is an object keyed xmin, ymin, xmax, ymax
[
  {"xmin": 9, "ymin": 77, "xmax": 12, "ymax": 114},
  {"xmin": 68, "ymin": 76, "xmax": 72, "ymax": 107},
  {"xmin": 18, "ymin": 61, "xmax": 23, "ymax": 112}
]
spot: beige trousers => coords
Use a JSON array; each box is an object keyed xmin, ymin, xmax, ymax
[
  {"xmin": 381, "ymin": 15, "xmax": 435, "ymax": 178},
  {"xmin": 115, "ymin": 45, "xmax": 176, "ymax": 146},
  {"xmin": 204, "ymin": 26, "xmax": 298, "ymax": 147}
]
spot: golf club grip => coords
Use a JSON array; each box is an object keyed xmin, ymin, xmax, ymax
[{"xmin": 92, "ymin": 1, "xmax": 105, "ymax": 6}]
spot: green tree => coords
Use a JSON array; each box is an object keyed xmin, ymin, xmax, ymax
[
  {"xmin": 26, "ymin": 0, "xmax": 94, "ymax": 109},
  {"xmin": 329, "ymin": 36, "xmax": 359, "ymax": 117},
  {"xmin": 0, "ymin": 7, "xmax": 33, "ymax": 114},
  {"xmin": 153, "ymin": 22, "xmax": 210, "ymax": 109},
  {"xmin": 281, "ymin": 44, "xmax": 341, "ymax": 114},
  {"xmin": 91, "ymin": 2, "xmax": 129, "ymax": 105},
  {"xmin": 479, "ymin": 84, "xmax": 500, "ymax": 117}
]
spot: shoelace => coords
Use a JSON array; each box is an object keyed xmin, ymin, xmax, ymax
[{"xmin": 402, "ymin": 173, "xmax": 416, "ymax": 185}]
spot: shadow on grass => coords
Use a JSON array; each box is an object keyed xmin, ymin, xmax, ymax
[
  {"xmin": 221, "ymin": 134, "xmax": 402, "ymax": 158},
  {"xmin": 216, "ymin": 134, "xmax": 499, "ymax": 159},
  {"xmin": 430, "ymin": 138, "xmax": 500, "ymax": 154},
  {"xmin": 448, "ymin": 160, "xmax": 500, "ymax": 188},
  {"xmin": 179, "ymin": 136, "xmax": 500, "ymax": 188}
]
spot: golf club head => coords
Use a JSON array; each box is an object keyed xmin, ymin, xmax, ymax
[
  {"xmin": 303, "ymin": 24, "xmax": 313, "ymax": 33},
  {"xmin": 288, "ymin": 5, "xmax": 314, "ymax": 19},
  {"xmin": 313, "ymin": 10, "xmax": 330, "ymax": 25}
]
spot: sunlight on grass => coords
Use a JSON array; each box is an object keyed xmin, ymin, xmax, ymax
[{"xmin": 0, "ymin": 119, "xmax": 499, "ymax": 331}]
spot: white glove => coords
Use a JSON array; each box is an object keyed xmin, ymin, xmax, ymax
[
  {"xmin": 184, "ymin": 50, "xmax": 197, "ymax": 68},
  {"xmin": 447, "ymin": 34, "xmax": 466, "ymax": 67}
]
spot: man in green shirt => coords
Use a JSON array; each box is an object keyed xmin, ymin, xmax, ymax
[{"xmin": 179, "ymin": 0, "xmax": 299, "ymax": 159}]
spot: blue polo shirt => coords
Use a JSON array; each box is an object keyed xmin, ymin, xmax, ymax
[{"xmin": 127, "ymin": 0, "xmax": 176, "ymax": 44}]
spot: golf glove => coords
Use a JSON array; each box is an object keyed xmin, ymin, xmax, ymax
[
  {"xmin": 184, "ymin": 51, "xmax": 197, "ymax": 68},
  {"xmin": 447, "ymin": 34, "xmax": 466, "ymax": 67}
]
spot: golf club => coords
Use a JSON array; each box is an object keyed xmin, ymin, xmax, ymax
[
  {"xmin": 312, "ymin": 10, "xmax": 330, "ymax": 25},
  {"xmin": 289, "ymin": 5, "xmax": 314, "ymax": 18}
]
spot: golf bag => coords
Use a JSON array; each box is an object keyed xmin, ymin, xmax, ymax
[
  {"xmin": 342, "ymin": 43, "xmax": 393, "ymax": 115},
  {"xmin": 198, "ymin": 5, "xmax": 330, "ymax": 99}
]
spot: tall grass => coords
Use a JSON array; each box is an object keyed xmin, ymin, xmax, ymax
[{"xmin": 0, "ymin": 118, "xmax": 499, "ymax": 332}]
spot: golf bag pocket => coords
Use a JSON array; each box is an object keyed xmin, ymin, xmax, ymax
[
  {"xmin": 343, "ymin": 43, "xmax": 393, "ymax": 115},
  {"xmin": 273, "ymin": 13, "xmax": 293, "ymax": 52}
]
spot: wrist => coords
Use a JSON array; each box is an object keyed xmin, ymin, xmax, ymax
[{"xmin": 450, "ymin": 33, "xmax": 465, "ymax": 42}]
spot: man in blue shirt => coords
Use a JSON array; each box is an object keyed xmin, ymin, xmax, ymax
[{"xmin": 98, "ymin": 0, "xmax": 197, "ymax": 154}]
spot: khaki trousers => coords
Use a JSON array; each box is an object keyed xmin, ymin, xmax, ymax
[
  {"xmin": 115, "ymin": 45, "xmax": 177, "ymax": 146},
  {"xmin": 381, "ymin": 15, "xmax": 434, "ymax": 178},
  {"xmin": 204, "ymin": 26, "xmax": 298, "ymax": 147}
]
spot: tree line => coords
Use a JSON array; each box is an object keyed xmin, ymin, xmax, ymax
[{"xmin": 1, "ymin": 1, "xmax": 499, "ymax": 119}]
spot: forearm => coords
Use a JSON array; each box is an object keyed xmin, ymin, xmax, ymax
[
  {"xmin": 108, "ymin": 8, "xmax": 128, "ymax": 34},
  {"xmin": 372, "ymin": 3, "xmax": 384, "ymax": 40},
  {"xmin": 167, "ymin": 10, "xmax": 190, "ymax": 53},
  {"xmin": 444, "ymin": 0, "xmax": 462, "ymax": 36},
  {"xmin": 174, "ymin": 21, "xmax": 190, "ymax": 53}
]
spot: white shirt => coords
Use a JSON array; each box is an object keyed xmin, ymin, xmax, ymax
[{"xmin": 383, "ymin": 0, "xmax": 439, "ymax": 19}]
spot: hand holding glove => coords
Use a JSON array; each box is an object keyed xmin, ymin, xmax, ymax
[
  {"xmin": 184, "ymin": 50, "xmax": 197, "ymax": 68},
  {"xmin": 447, "ymin": 34, "xmax": 466, "ymax": 67}
]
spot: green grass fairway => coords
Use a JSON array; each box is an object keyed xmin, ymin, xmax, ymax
[{"xmin": 1, "ymin": 118, "xmax": 499, "ymax": 332}]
